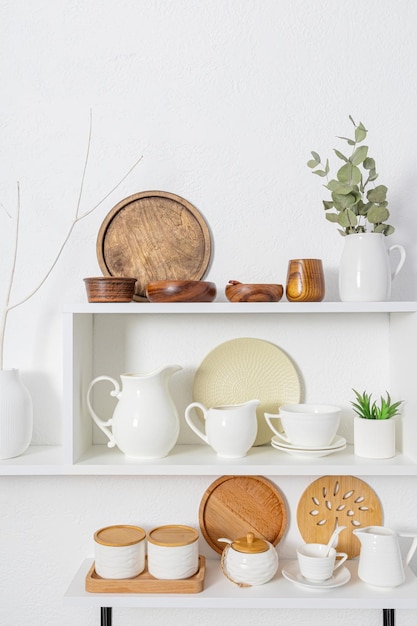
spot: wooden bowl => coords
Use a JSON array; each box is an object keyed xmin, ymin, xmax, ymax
[
  {"xmin": 225, "ymin": 280, "xmax": 283, "ymax": 302},
  {"xmin": 146, "ymin": 280, "xmax": 217, "ymax": 303},
  {"xmin": 84, "ymin": 277, "xmax": 137, "ymax": 303}
]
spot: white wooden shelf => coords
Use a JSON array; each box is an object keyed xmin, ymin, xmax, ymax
[
  {"xmin": 2, "ymin": 443, "xmax": 416, "ymax": 476},
  {"xmin": 64, "ymin": 558, "xmax": 417, "ymax": 610},
  {"xmin": 1, "ymin": 301, "xmax": 416, "ymax": 474},
  {"xmin": 65, "ymin": 301, "xmax": 417, "ymax": 314}
]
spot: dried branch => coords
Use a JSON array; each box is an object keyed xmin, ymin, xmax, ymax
[{"xmin": 0, "ymin": 113, "xmax": 143, "ymax": 369}]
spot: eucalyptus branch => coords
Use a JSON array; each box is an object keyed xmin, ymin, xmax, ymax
[{"xmin": 0, "ymin": 113, "xmax": 143, "ymax": 369}]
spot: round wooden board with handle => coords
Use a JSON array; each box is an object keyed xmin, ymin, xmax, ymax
[
  {"xmin": 199, "ymin": 475, "xmax": 287, "ymax": 555},
  {"xmin": 297, "ymin": 475, "xmax": 383, "ymax": 559},
  {"xmin": 96, "ymin": 191, "xmax": 212, "ymax": 301}
]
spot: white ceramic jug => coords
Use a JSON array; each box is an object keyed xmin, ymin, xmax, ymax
[
  {"xmin": 87, "ymin": 364, "xmax": 182, "ymax": 459},
  {"xmin": 353, "ymin": 525, "xmax": 417, "ymax": 587},
  {"xmin": 184, "ymin": 400, "xmax": 259, "ymax": 458},
  {"xmin": 338, "ymin": 233, "xmax": 406, "ymax": 301}
]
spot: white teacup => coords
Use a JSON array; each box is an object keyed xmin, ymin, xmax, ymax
[
  {"xmin": 297, "ymin": 543, "xmax": 348, "ymax": 582},
  {"xmin": 184, "ymin": 400, "xmax": 259, "ymax": 458},
  {"xmin": 265, "ymin": 403, "xmax": 341, "ymax": 448}
]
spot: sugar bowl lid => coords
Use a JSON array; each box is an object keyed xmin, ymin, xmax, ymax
[
  {"xmin": 94, "ymin": 524, "xmax": 146, "ymax": 547},
  {"xmin": 230, "ymin": 532, "xmax": 269, "ymax": 554}
]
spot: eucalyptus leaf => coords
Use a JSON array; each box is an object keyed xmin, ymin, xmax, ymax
[
  {"xmin": 307, "ymin": 159, "xmax": 318, "ymax": 168},
  {"xmin": 334, "ymin": 149, "xmax": 348, "ymax": 162},
  {"xmin": 337, "ymin": 136, "xmax": 356, "ymax": 146},
  {"xmin": 337, "ymin": 163, "xmax": 362, "ymax": 185},
  {"xmin": 332, "ymin": 192, "xmax": 357, "ymax": 210},
  {"xmin": 312, "ymin": 169, "xmax": 328, "ymax": 177},
  {"xmin": 355, "ymin": 123, "xmax": 367, "ymax": 143},
  {"xmin": 351, "ymin": 145, "xmax": 368, "ymax": 165},
  {"xmin": 367, "ymin": 185, "xmax": 387, "ymax": 203},
  {"xmin": 338, "ymin": 208, "xmax": 358, "ymax": 228},
  {"xmin": 367, "ymin": 169, "xmax": 378, "ymax": 182},
  {"xmin": 363, "ymin": 157, "xmax": 375, "ymax": 170},
  {"xmin": 311, "ymin": 151, "xmax": 321, "ymax": 162},
  {"xmin": 367, "ymin": 205, "xmax": 389, "ymax": 224},
  {"xmin": 326, "ymin": 179, "xmax": 354, "ymax": 194},
  {"xmin": 323, "ymin": 200, "xmax": 334, "ymax": 210},
  {"xmin": 325, "ymin": 212, "xmax": 340, "ymax": 223}
]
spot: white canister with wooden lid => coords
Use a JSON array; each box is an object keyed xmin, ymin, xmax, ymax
[
  {"xmin": 94, "ymin": 525, "xmax": 146, "ymax": 579},
  {"xmin": 147, "ymin": 525, "xmax": 199, "ymax": 579}
]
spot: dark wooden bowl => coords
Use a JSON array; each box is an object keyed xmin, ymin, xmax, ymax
[
  {"xmin": 146, "ymin": 280, "xmax": 217, "ymax": 303},
  {"xmin": 84, "ymin": 277, "xmax": 137, "ymax": 303},
  {"xmin": 225, "ymin": 280, "xmax": 284, "ymax": 302}
]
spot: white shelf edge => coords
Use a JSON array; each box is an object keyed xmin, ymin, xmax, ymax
[
  {"xmin": 63, "ymin": 301, "xmax": 417, "ymax": 315},
  {"xmin": 64, "ymin": 558, "xmax": 417, "ymax": 609},
  {"xmin": 2, "ymin": 444, "xmax": 413, "ymax": 476}
]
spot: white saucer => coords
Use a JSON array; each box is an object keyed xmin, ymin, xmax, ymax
[
  {"xmin": 271, "ymin": 442, "xmax": 347, "ymax": 458},
  {"xmin": 271, "ymin": 434, "xmax": 346, "ymax": 451},
  {"xmin": 281, "ymin": 560, "xmax": 351, "ymax": 589}
]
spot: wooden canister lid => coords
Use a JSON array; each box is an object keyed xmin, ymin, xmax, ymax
[
  {"xmin": 147, "ymin": 525, "xmax": 199, "ymax": 547},
  {"xmin": 94, "ymin": 525, "xmax": 146, "ymax": 547}
]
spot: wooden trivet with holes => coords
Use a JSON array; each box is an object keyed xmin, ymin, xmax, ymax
[
  {"xmin": 297, "ymin": 475, "xmax": 383, "ymax": 559},
  {"xmin": 199, "ymin": 475, "xmax": 287, "ymax": 555}
]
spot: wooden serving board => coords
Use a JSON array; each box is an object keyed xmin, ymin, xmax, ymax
[
  {"xmin": 199, "ymin": 475, "xmax": 287, "ymax": 555},
  {"xmin": 85, "ymin": 556, "xmax": 205, "ymax": 594},
  {"xmin": 96, "ymin": 191, "xmax": 212, "ymax": 301},
  {"xmin": 297, "ymin": 475, "xmax": 383, "ymax": 559}
]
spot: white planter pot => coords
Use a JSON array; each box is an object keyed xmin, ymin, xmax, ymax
[
  {"xmin": 338, "ymin": 233, "xmax": 406, "ymax": 302},
  {"xmin": 353, "ymin": 416, "xmax": 396, "ymax": 459},
  {"xmin": 0, "ymin": 369, "xmax": 33, "ymax": 460}
]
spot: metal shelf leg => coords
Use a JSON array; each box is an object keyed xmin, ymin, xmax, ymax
[
  {"xmin": 383, "ymin": 609, "xmax": 395, "ymax": 626},
  {"xmin": 101, "ymin": 607, "xmax": 112, "ymax": 626}
]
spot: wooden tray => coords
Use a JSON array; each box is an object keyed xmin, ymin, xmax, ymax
[
  {"xmin": 96, "ymin": 191, "xmax": 212, "ymax": 301},
  {"xmin": 85, "ymin": 556, "xmax": 205, "ymax": 594},
  {"xmin": 199, "ymin": 475, "xmax": 287, "ymax": 555},
  {"xmin": 297, "ymin": 475, "xmax": 383, "ymax": 559}
]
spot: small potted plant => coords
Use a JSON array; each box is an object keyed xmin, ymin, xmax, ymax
[
  {"xmin": 351, "ymin": 389, "xmax": 402, "ymax": 459},
  {"xmin": 307, "ymin": 116, "xmax": 406, "ymax": 301}
]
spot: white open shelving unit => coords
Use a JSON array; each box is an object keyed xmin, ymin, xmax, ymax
[{"xmin": 3, "ymin": 301, "xmax": 417, "ymax": 623}]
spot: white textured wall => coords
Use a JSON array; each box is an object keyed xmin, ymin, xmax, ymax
[{"xmin": 1, "ymin": 1, "xmax": 417, "ymax": 624}]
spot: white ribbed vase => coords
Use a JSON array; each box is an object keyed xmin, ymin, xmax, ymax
[{"xmin": 0, "ymin": 369, "xmax": 33, "ymax": 460}]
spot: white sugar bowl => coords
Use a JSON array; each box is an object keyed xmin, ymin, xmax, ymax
[
  {"xmin": 147, "ymin": 525, "xmax": 199, "ymax": 579},
  {"xmin": 94, "ymin": 525, "xmax": 146, "ymax": 579},
  {"xmin": 218, "ymin": 532, "xmax": 279, "ymax": 586}
]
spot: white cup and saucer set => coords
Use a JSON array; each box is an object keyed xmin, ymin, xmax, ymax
[
  {"xmin": 282, "ymin": 528, "xmax": 350, "ymax": 590},
  {"xmin": 265, "ymin": 403, "xmax": 346, "ymax": 458}
]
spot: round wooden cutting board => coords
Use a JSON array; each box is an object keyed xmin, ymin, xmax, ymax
[
  {"xmin": 297, "ymin": 475, "xmax": 383, "ymax": 559},
  {"xmin": 199, "ymin": 475, "xmax": 287, "ymax": 555},
  {"xmin": 96, "ymin": 191, "xmax": 212, "ymax": 301}
]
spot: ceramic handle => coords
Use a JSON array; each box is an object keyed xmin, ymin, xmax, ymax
[
  {"xmin": 388, "ymin": 244, "xmax": 406, "ymax": 280},
  {"xmin": 184, "ymin": 402, "xmax": 209, "ymax": 444},
  {"xmin": 333, "ymin": 552, "xmax": 348, "ymax": 571},
  {"xmin": 86, "ymin": 375, "xmax": 120, "ymax": 448},
  {"xmin": 264, "ymin": 413, "xmax": 288, "ymax": 440},
  {"xmin": 400, "ymin": 533, "xmax": 417, "ymax": 566}
]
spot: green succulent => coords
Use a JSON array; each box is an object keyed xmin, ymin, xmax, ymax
[
  {"xmin": 307, "ymin": 116, "xmax": 394, "ymax": 237},
  {"xmin": 351, "ymin": 389, "xmax": 402, "ymax": 420}
]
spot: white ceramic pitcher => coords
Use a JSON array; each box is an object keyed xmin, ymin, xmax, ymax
[
  {"xmin": 87, "ymin": 364, "xmax": 182, "ymax": 459},
  {"xmin": 184, "ymin": 400, "xmax": 259, "ymax": 457},
  {"xmin": 338, "ymin": 233, "xmax": 406, "ymax": 301},
  {"xmin": 353, "ymin": 525, "xmax": 417, "ymax": 587}
]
